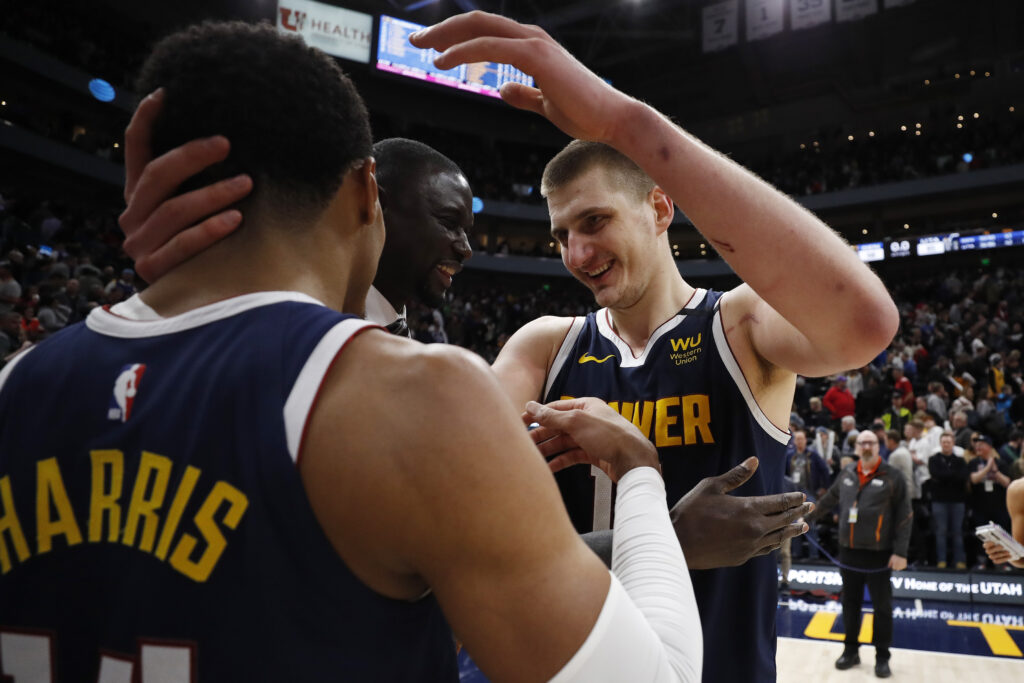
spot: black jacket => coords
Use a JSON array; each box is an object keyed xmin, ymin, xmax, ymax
[{"xmin": 809, "ymin": 460, "xmax": 913, "ymax": 556}]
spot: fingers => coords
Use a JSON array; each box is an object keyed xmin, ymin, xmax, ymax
[
  {"xmin": 709, "ymin": 457, "xmax": 758, "ymax": 494},
  {"xmin": 766, "ymin": 501, "xmax": 814, "ymax": 531},
  {"xmin": 751, "ymin": 490, "xmax": 806, "ymax": 517},
  {"xmin": 533, "ymin": 432, "xmax": 579, "ymax": 459},
  {"xmin": 133, "ymin": 210, "xmax": 242, "ymax": 283},
  {"xmin": 753, "ymin": 521, "xmax": 808, "ymax": 556},
  {"xmin": 123, "ymin": 89, "xmax": 164, "ymax": 202},
  {"xmin": 120, "ymin": 135, "xmax": 232, "ymax": 237},
  {"xmin": 122, "ymin": 173, "xmax": 251, "ymax": 265},
  {"xmin": 498, "ymin": 82, "xmax": 545, "ymax": 115},
  {"xmin": 547, "ymin": 449, "xmax": 595, "ymax": 474},
  {"xmin": 409, "ymin": 11, "xmax": 548, "ymax": 52},
  {"xmin": 432, "ymin": 35, "xmax": 549, "ymax": 75}
]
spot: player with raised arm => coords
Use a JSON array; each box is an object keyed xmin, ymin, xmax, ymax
[
  {"xmin": 0, "ymin": 21, "xmax": 706, "ymax": 682},
  {"xmin": 407, "ymin": 12, "xmax": 898, "ymax": 682}
]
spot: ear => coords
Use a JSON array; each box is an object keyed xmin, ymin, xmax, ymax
[
  {"xmin": 649, "ymin": 185, "xmax": 674, "ymax": 236},
  {"xmin": 352, "ymin": 157, "xmax": 381, "ymax": 227}
]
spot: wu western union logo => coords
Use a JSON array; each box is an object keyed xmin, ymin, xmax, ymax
[
  {"xmin": 670, "ymin": 334, "xmax": 701, "ymax": 352},
  {"xmin": 670, "ymin": 334, "xmax": 702, "ymax": 366},
  {"xmin": 579, "ymin": 353, "xmax": 615, "ymax": 364}
]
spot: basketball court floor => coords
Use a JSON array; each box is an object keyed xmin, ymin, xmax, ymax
[{"xmin": 777, "ymin": 594, "xmax": 1024, "ymax": 681}]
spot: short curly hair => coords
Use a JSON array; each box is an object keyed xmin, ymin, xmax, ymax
[{"xmin": 135, "ymin": 21, "xmax": 372, "ymax": 225}]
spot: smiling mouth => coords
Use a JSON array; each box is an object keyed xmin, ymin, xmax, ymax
[{"xmin": 583, "ymin": 260, "xmax": 613, "ymax": 280}]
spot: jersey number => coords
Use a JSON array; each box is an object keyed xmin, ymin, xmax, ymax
[
  {"xmin": 591, "ymin": 466, "xmax": 613, "ymax": 531},
  {"xmin": 0, "ymin": 630, "xmax": 193, "ymax": 682}
]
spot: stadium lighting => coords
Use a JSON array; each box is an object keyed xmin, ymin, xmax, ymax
[
  {"xmin": 868, "ymin": 131, "xmax": 875, "ymax": 137},
  {"xmin": 985, "ymin": 71, "xmax": 991, "ymax": 77},
  {"xmin": 113, "ymin": 143, "xmax": 119, "ymax": 148},
  {"xmin": 900, "ymin": 125, "xmax": 907, "ymax": 131},
  {"xmin": 1011, "ymin": 106, "xmax": 1016, "ymax": 112},
  {"xmin": 799, "ymin": 143, "xmax": 805, "ymax": 149},
  {"xmin": 992, "ymin": 213, "xmax": 998, "ymax": 219},
  {"xmin": 812, "ymin": 140, "xmax": 819, "ymax": 147},
  {"xmin": 700, "ymin": 243, "xmax": 706, "ymax": 248},
  {"xmin": 0, "ymin": 101, "xmax": 5, "ymax": 106},
  {"xmin": 954, "ymin": 73, "xmax": 960, "ymax": 79},
  {"xmin": 915, "ymin": 123, "xmax": 921, "ymax": 128},
  {"xmin": 903, "ymin": 224, "xmax": 910, "ymax": 229},
  {"xmin": 970, "ymin": 69, "xmax": 976, "ymax": 76},
  {"xmin": 700, "ymin": 250, "xmax": 707, "ymax": 256},
  {"xmin": 957, "ymin": 123, "xmax": 963, "ymax": 129},
  {"xmin": 471, "ymin": 197, "xmax": 484, "ymax": 214},
  {"xmin": 962, "ymin": 153, "xmax": 974, "ymax": 163},
  {"xmin": 915, "ymin": 131, "xmax": 921, "ymax": 136},
  {"xmin": 862, "ymin": 229, "xmax": 868, "ymax": 235},
  {"xmin": 88, "ymin": 78, "xmax": 116, "ymax": 102},
  {"xmin": 847, "ymin": 135, "xmax": 854, "ymax": 141},
  {"xmin": 924, "ymin": 79, "xmax": 930, "ymax": 85},
  {"xmin": 973, "ymin": 112, "xmax": 980, "ymax": 118}
]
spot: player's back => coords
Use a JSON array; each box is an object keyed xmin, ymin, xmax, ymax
[{"xmin": 0, "ymin": 292, "xmax": 457, "ymax": 682}]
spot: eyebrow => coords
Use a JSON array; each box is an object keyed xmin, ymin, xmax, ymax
[{"xmin": 550, "ymin": 205, "xmax": 615, "ymax": 234}]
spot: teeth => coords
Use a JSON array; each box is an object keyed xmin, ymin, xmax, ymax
[
  {"xmin": 438, "ymin": 265, "xmax": 456, "ymax": 276},
  {"xmin": 586, "ymin": 262, "xmax": 612, "ymax": 277}
]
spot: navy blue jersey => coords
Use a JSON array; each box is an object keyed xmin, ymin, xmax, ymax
[
  {"xmin": 544, "ymin": 288, "xmax": 789, "ymax": 683},
  {"xmin": 0, "ymin": 293, "xmax": 457, "ymax": 682}
]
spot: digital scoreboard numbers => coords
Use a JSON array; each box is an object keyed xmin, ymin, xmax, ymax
[
  {"xmin": 376, "ymin": 15, "xmax": 534, "ymax": 99},
  {"xmin": 915, "ymin": 235, "xmax": 946, "ymax": 256},
  {"xmin": 958, "ymin": 229, "xmax": 1024, "ymax": 250},
  {"xmin": 888, "ymin": 239, "xmax": 912, "ymax": 258}
]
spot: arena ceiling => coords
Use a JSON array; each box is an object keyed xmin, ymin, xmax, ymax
[{"xmin": 101, "ymin": 0, "xmax": 1022, "ymax": 127}]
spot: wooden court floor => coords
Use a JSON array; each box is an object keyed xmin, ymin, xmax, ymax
[{"xmin": 778, "ymin": 637, "xmax": 1024, "ymax": 682}]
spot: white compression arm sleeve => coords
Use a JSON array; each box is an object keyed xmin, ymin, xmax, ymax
[{"xmin": 550, "ymin": 467, "xmax": 702, "ymax": 682}]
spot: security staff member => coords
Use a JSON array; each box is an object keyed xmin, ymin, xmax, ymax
[{"xmin": 807, "ymin": 430, "xmax": 911, "ymax": 679}]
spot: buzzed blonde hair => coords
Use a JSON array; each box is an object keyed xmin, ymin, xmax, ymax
[{"xmin": 541, "ymin": 140, "xmax": 655, "ymax": 202}]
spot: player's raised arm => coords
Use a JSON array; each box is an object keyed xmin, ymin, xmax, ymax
[
  {"xmin": 411, "ymin": 12, "xmax": 898, "ymax": 378},
  {"xmin": 302, "ymin": 332, "xmax": 702, "ymax": 682}
]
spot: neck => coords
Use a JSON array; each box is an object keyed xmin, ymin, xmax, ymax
[
  {"xmin": 607, "ymin": 249, "xmax": 694, "ymax": 351},
  {"xmin": 140, "ymin": 220, "xmax": 358, "ymax": 317}
]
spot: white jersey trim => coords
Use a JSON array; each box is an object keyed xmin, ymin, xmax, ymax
[
  {"xmin": 86, "ymin": 291, "xmax": 328, "ymax": 338},
  {"xmin": 0, "ymin": 344, "xmax": 36, "ymax": 399},
  {"xmin": 595, "ymin": 289, "xmax": 708, "ymax": 369},
  {"xmin": 711, "ymin": 303, "xmax": 791, "ymax": 445},
  {"xmin": 544, "ymin": 317, "xmax": 586, "ymax": 400},
  {"xmin": 284, "ymin": 317, "xmax": 378, "ymax": 463}
]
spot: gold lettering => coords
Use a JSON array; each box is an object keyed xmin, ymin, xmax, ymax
[
  {"xmin": 88, "ymin": 449, "xmax": 124, "ymax": 543},
  {"xmin": 170, "ymin": 481, "xmax": 249, "ymax": 582},
  {"xmin": 155, "ymin": 466, "xmax": 201, "ymax": 561},
  {"xmin": 122, "ymin": 451, "xmax": 172, "ymax": 552},
  {"xmin": 36, "ymin": 458, "xmax": 83, "ymax": 554},
  {"xmin": 655, "ymin": 397, "xmax": 682, "ymax": 447},
  {"xmin": 632, "ymin": 401, "xmax": 655, "ymax": 439},
  {"xmin": 682, "ymin": 394, "xmax": 714, "ymax": 445},
  {"xmin": 0, "ymin": 475, "xmax": 30, "ymax": 573},
  {"xmin": 618, "ymin": 402, "xmax": 634, "ymax": 422}
]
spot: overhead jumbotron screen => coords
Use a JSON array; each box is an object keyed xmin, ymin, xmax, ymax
[{"xmin": 375, "ymin": 15, "xmax": 535, "ymax": 100}]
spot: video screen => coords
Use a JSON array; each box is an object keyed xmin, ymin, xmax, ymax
[{"xmin": 376, "ymin": 15, "xmax": 535, "ymax": 100}]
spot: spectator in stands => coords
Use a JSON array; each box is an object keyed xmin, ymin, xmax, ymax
[
  {"xmin": 891, "ymin": 365, "xmax": 914, "ymax": 409},
  {"xmin": 0, "ymin": 262, "xmax": 21, "ymax": 315},
  {"xmin": 0, "ymin": 311, "xmax": 21, "ymax": 361},
  {"xmin": 839, "ymin": 416, "xmax": 859, "ymax": 457},
  {"xmin": 999, "ymin": 431, "xmax": 1023, "ymax": 468},
  {"xmin": 805, "ymin": 396, "xmax": 832, "ymax": 429},
  {"xmin": 928, "ymin": 432, "xmax": 969, "ymax": 569},
  {"xmin": 969, "ymin": 434, "xmax": 1014, "ymax": 568},
  {"xmin": 887, "ymin": 430, "xmax": 926, "ymax": 566},
  {"xmin": 103, "ymin": 267, "xmax": 136, "ymax": 300},
  {"xmin": 925, "ymin": 381, "xmax": 949, "ymax": 422},
  {"xmin": 882, "ymin": 391, "xmax": 911, "ymax": 434},
  {"xmin": 988, "ymin": 353, "xmax": 1006, "ymax": 398},
  {"xmin": 786, "ymin": 429, "xmax": 829, "ymax": 561},
  {"xmin": 951, "ymin": 410, "xmax": 973, "ymax": 450},
  {"xmin": 823, "ymin": 375, "xmax": 856, "ymax": 426}
]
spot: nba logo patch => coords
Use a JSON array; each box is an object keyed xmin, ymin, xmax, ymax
[{"xmin": 108, "ymin": 363, "xmax": 147, "ymax": 422}]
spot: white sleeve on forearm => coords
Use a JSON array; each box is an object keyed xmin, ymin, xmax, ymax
[{"xmin": 549, "ymin": 466, "xmax": 702, "ymax": 682}]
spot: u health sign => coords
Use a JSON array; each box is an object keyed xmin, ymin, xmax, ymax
[{"xmin": 277, "ymin": 0, "xmax": 372, "ymax": 64}]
